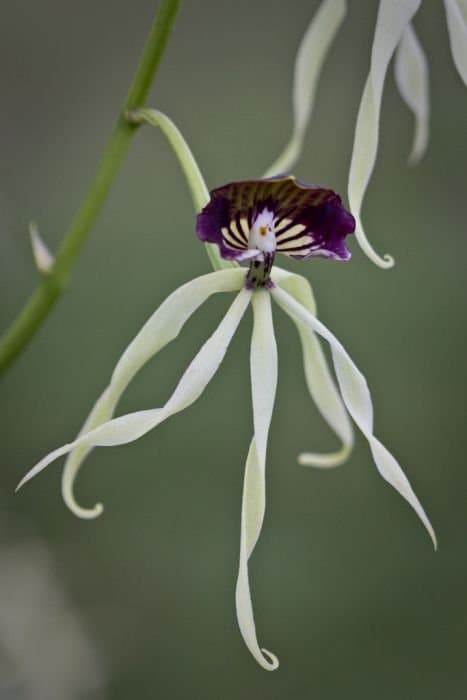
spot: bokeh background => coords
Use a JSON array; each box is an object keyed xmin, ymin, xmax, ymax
[{"xmin": 1, "ymin": 1, "xmax": 466, "ymax": 698}]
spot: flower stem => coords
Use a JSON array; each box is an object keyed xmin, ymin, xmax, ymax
[{"xmin": 0, "ymin": 0, "xmax": 181, "ymax": 377}]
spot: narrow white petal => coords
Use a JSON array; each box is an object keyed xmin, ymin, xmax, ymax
[
  {"xmin": 444, "ymin": 0, "xmax": 467, "ymax": 86},
  {"xmin": 367, "ymin": 434, "xmax": 436, "ymax": 549},
  {"xmin": 29, "ymin": 222, "xmax": 54, "ymax": 273},
  {"xmin": 348, "ymin": 0, "xmax": 422, "ymax": 268},
  {"xmin": 61, "ymin": 388, "xmax": 112, "ymax": 519},
  {"xmin": 263, "ymin": 0, "xmax": 347, "ymax": 177},
  {"xmin": 60, "ymin": 269, "xmax": 246, "ymax": 518},
  {"xmin": 250, "ymin": 292, "xmax": 278, "ymax": 474},
  {"xmin": 19, "ymin": 288, "xmax": 251, "ymax": 494},
  {"xmin": 292, "ymin": 0, "xmax": 347, "ymax": 137},
  {"xmin": 272, "ymin": 269, "xmax": 354, "ymax": 468},
  {"xmin": 271, "ymin": 285, "xmax": 436, "ymax": 549},
  {"xmin": 236, "ymin": 440, "xmax": 279, "ymax": 671},
  {"xmin": 394, "ymin": 23, "xmax": 430, "ymax": 164},
  {"xmin": 298, "ymin": 445, "xmax": 352, "ymax": 468},
  {"xmin": 111, "ymin": 270, "xmax": 245, "ymax": 390},
  {"xmin": 235, "ymin": 292, "xmax": 279, "ymax": 670}
]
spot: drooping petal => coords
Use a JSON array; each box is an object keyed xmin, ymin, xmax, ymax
[
  {"xmin": 272, "ymin": 268, "xmax": 353, "ymax": 467},
  {"xmin": 60, "ymin": 268, "xmax": 246, "ymax": 518},
  {"xmin": 271, "ymin": 285, "xmax": 436, "ymax": 549},
  {"xmin": 394, "ymin": 22, "xmax": 430, "ymax": 164},
  {"xmin": 236, "ymin": 439, "xmax": 279, "ymax": 671},
  {"xmin": 235, "ymin": 291, "xmax": 278, "ymax": 670},
  {"xmin": 263, "ymin": 0, "xmax": 347, "ymax": 177},
  {"xmin": 444, "ymin": 0, "xmax": 467, "ymax": 86},
  {"xmin": 197, "ymin": 176, "xmax": 354, "ymax": 262},
  {"xmin": 18, "ymin": 288, "xmax": 251, "ymax": 494},
  {"xmin": 348, "ymin": 0, "xmax": 422, "ymax": 268}
]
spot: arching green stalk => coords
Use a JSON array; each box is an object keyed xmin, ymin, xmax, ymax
[{"xmin": 0, "ymin": 0, "xmax": 181, "ymax": 377}]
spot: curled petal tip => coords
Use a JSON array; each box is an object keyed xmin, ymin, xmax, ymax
[
  {"xmin": 360, "ymin": 243, "xmax": 395, "ymax": 269},
  {"xmin": 66, "ymin": 499, "xmax": 104, "ymax": 520},
  {"xmin": 298, "ymin": 444, "xmax": 352, "ymax": 468},
  {"xmin": 361, "ymin": 251, "xmax": 395, "ymax": 269},
  {"xmin": 355, "ymin": 224, "xmax": 395, "ymax": 268},
  {"xmin": 260, "ymin": 648, "xmax": 279, "ymax": 671},
  {"xmin": 382, "ymin": 253, "xmax": 395, "ymax": 268},
  {"xmin": 62, "ymin": 453, "xmax": 105, "ymax": 519}
]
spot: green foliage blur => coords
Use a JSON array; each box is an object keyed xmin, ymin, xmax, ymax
[{"xmin": 1, "ymin": 1, "xmax": 466, "ymax": 698}]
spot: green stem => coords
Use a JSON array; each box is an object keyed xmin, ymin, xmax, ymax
[{"xmin": 0, "ymin": 0, "xmax": 181, "ymax": 377}]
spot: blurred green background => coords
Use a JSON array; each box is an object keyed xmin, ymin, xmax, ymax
[{"xmin": 1, "ymin": 1, "xmax": 466, "ymax": 698}]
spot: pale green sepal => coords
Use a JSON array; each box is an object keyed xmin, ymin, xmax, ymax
[
  {"xmin": 348, "ymin": 0, "xmax": 422, "ymax": 269},
  {"xmin": 111, "ymin": 269, "xmax": 245, "ymax": 390},
  {"xmin": 444, "ymin": 0, "xmax": 467, "ymax": 86},
  {"xmin": 128, "ymin": 108, "xmax": 234, "ymax": 272},
  {"xmin": 236, "ymin": 439, "xmax": 279, "ymax": 671},
  {"xmin": 271, "ymin": 268, "xmax": 353, "ymax": 468},
  {"xmin": 235, "ymin": 292, "xmax": 279, "ymax": 671},
  {"xmin": 250, "ymin": 292, "xmax": 277, "ymax": 482},
  {"xmin": 61, "ymin": 268, "xmax": 246, "ymax": 518},
  {"xmin": 271, "ymin": 285, "xmax": 437, "ymax": 549},
  {"xmin": 29, "ymin": 222, "xmax": 54, "ymax": 274},
  {"xmin": 62, "ymin": 386, "xmax": 112, "ymax": 518},
  {"xmin": 394, "ymin": 23, "xmax": 429, "ymax": 164},
  {"xmin": 263, "ymin": 0, "xmax": 347, "ymax": 177},
  {"xmin": 19, "ymin": 285, "xmax": 251, "ymax": 497}
]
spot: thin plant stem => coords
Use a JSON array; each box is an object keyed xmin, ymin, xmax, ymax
[{"xmin": 0, "ymin": 0, "xmax": 181, "ymax": 377}]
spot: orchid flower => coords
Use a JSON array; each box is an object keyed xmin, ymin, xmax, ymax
[
  {"xmin": 17, "ymin": 1, "xmax": 446, "ymax": 670},
  {"xmin": 18, "ymin": 165, "xmax": 436, "ymax": 669}
]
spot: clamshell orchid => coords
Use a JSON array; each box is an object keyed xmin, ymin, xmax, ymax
[
  {"xmin": 197, "ymin": 176, "xmax": 354, "ymax": 286},
  {"xmin": 16, "ymin": 0, "xmax": 450, "ymax": 671},
  {"xmin": 18, "ymin": 167, "xmax": 436, "ymax": 670}
]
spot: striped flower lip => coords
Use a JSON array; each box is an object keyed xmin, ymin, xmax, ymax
[{"xmin": 196, "ymin": 175, "xmax": 355, "ymax": 285}]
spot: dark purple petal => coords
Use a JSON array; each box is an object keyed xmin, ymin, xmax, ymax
[
  {"xmin": 196, "ymin": 197, "xmax": 234, "ymax": 260},
  {"xmin": 196, "ymin": 175, "xmax": 355, "ymax": 262}
]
